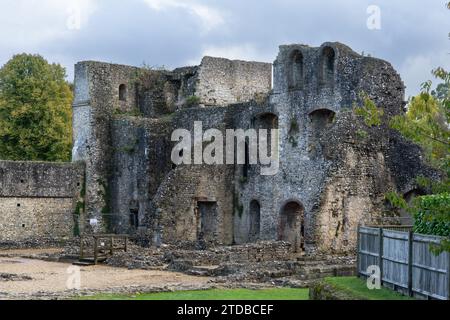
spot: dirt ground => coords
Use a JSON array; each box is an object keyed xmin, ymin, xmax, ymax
[{"xmin": 0, "ymin": 248, "xmax": 212, "ymax": 300}]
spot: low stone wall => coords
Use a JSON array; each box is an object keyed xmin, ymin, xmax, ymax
[
  {"xmin": 0, "ymin": 161, "xmax": 84, "ymax": 245},
  {"xmin": 165, "ymin": 241, "xmax": 294, "ymax": 265}
]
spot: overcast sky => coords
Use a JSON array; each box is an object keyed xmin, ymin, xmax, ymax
[{"xmin": 0, "ymin": 0, "xmax": 449, "ymax": 97}]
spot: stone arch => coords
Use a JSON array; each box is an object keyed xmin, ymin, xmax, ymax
[
  {"xmin": 248, "ymin": 200, "xmax": 261, "ymax": 242},
  {"xmin": 279, "ymin": 200, "xmax": 305, "ymax": 252},
  {"xmin": 319, "ymin": 46, "xmax": 336, "ymax": 85},
  {"xmin": 309, "ymin": 108, "xmax": 336, "ymax": 131},
  {"xmin": 288, "ymin": 50, "xmax": 304, "ymax": 90},
  {"xmin": 253, "ymin": 112, "xmax": 279, "ymax": 130},
  {"xmin": 400, "ymin": 189, "xmax": 426, "ymax": 225},
  {"xmin": 119, "ymin": 84, "xmax": 127, "ymax": 101}
]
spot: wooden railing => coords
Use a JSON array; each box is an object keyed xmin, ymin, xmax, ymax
[
  {"xmin": 365, "ymin": 225, "xmax": 414, "ymax": 232},
  {"xmin": 79, "ymin": 234, "xmax": 128, "ymax": 265}
]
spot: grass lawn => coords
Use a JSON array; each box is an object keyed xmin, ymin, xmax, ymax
[
  {"xmin": 324, "ymin": 277, "xmax": 415, "ymax": 300},
  {"xmin": 79, "ymin": 288, "xmax": 310, "ymax": 300}
]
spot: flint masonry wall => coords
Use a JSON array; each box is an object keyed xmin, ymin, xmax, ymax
[
  {"xmin": 73, "ymin": 57, "xmax": 272, "ymax": 238},
  {"xmin": 73, "ymin": 61, "xmax": 142, "ymax": 233},
  {"xmin": 71, "ymin": 43, "xmax": 439, "ymax": 254},
  {"xmin": 147, "ymin": 106, "xmax": 235, "ymax": 245},
  {"xmin": 233, "ymin": 42, "xmax": 438, "ymax": 253},
  {"xmin": 109, "ymin": 116, "xmax": 173, "ymax": 234},
  {"xmin": 195, "ymin": 56, "xmax": 272, "ymax": 106},
  {"xmin": 0, "ymin": 161, "xmax": 84, "ymax": 243}
]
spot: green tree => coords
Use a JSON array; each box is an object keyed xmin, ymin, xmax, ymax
[
  {"xmin": 0, "ymin": 54, "xmax": 73, "ymax": 161},
  {"xmin": 390, "ymin": 75, "xmax": 449, "ymax": 170},
  {"xmin": 387, "ymin": 68, "xmax": 450, "ymax": 252},
  {"xmin": 385, "ymin": 2, "xmax": 450, "ymax": 252}
]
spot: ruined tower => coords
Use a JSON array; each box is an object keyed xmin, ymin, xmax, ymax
[{"xmin": 66, "ymin": 42, "xmax": 438, "ymax": 253}]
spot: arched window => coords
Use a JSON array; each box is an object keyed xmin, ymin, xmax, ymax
[
  {"xmin": 320, "ymin": 46, "xmax": 336, "ymax": 85},
  {"xmin": 254, "ymin": 113, "xmax": 279, "ymax": 130},
  {"xmin": 288, "ymin": 50, "xmax": 304, "ymax": 90},
  {"xmin": 249, "ymin": 200, "xmax": 261, "ymax": 242},
  {"xmin": 309, "ymin": 109, "xmax": 336, "ymax": 131},
  {"xmin": 119, "ymin": 84, "xmax": 127, "ymax": 101},
  {"xmin": 279, "ymin": 201, "xmax": 305, "ymax": 252}
]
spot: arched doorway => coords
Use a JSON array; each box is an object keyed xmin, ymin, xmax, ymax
[
  {"xmin": 248, "ymin": 200, "xmax": 261, "ymax": 242},
  {"xmin": 279, "ymin": 201, "xmax": 305, "ymax": 252}
]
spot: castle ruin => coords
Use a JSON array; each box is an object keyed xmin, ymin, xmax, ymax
[{"xmin": 0, "ymin": 42, "xmax": 438, "ymax": 254}]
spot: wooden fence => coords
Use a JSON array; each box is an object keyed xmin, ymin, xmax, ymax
[
  {"xmin": 79, "ymin": 234, "xmax": 128, "ymax": 265},
  {"xmin": 357, "ymin": 226, "xmax": 450, "ymax": 300}
]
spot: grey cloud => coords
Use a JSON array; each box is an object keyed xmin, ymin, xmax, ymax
[{"xmin": 0, "ymin": 0, "xmax": 448, "ymax": 97}]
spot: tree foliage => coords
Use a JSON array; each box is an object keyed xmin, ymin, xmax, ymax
[
  {"xmin": 0, "ymin": 54, "xmax": 73, "ymax": 161},
  {"xmin": 414, "ymin": 193, "xmax": 450, "ymax": 237},
  {"xmin": 385, "ymin": 2, "xmax": 449, "ymax": 251},
  {"xmin": 354, "ymin": 92, "xmax": 384, "ymax": 127},
  {"xmin": 390, "ymin": 82, "xmax": 449, "ymax": 169},
  {"xmin": 387, "ymin": 67, "xmax": 450, "ymax": 252}
]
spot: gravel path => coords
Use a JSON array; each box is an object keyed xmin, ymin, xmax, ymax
[{"xmin": 0, "ymin": 249, "xmax": 212, "ymax": 300}]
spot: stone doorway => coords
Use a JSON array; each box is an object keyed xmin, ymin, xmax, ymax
[
  {"xmin": 279, "ymin": 201, "xmax": 305, "ymax": 252},
  {"xmin": 198, "ymin": 201, "xmax": 218, "ymax": 243}
]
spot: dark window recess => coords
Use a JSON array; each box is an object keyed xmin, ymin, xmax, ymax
[
  {"xmin": 17, "ymin": 203, "xmax": 21, "ymax": 207},
  {"xmin": 243, "ymin": 142, "xmax": 250, "ymax": 178},
  {"xmin": 22, "ymin": 224, "xmax": 25, "ymax": 228},
  {"xmin": 288, "ymin": 50, "xmax": 304, "ymax": 90},
  {"xmin": 129, "ymin": 209, "xmax": 139, "ymax": 228},
  {"xmin": 119, "ymin": 84, "xmax": 127, "ymax": 101},
  {"xmin": 320, "ymin": 46, "xmax": 336, "ymax": 85}
]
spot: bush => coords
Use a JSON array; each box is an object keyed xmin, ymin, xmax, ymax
[{"xmin": 414, "ymin": 193, "xmax": 450, "ymax": 237}]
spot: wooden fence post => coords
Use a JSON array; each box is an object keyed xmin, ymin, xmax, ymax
[
  {"xmin": 79, "ymin": 235, "xmax": 84, "ymax": 260},
  {"xmin": 408, "ymin": 230, "xmax": 414, "ymax": 297},
  {"xmin": 356, "ymin": 224, "xmax": 361, "ymax": 278},
  {"xmin": 447, "ymin": 250, "xmax": 450, "ymax": 300},
  {"xmin": 379, "ymin": 228, "xmax": 383, "ymax": 285},
  {"xmin": 94, "ymin": 237, "xmax": 98, "ymax": 265},
  {"xmin": 110, "ymin": 236, "xmax": 114, "ymax": 255}
]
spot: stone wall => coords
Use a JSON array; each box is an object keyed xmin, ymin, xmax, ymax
[
  {"xmin": 232, "ymin": 42, "xmax": 438, "ymax": 254},
  {"xmin": 150, "ymin": 106, "xmax": 235, "ymax": 245},
  {"xmin": 195, "ymin": 56, "xmax": 272, "ymax": 106},
  {"xmin": 0, "ymin": 161, "xmax": 84, "ymax": 243},
  {"xmin": 109, "ymin": 116, "xmax": 173, "ymax": 234},
  {"xmin": 70, "ymin": 42, "xmax": 440, "ymax": 254}
]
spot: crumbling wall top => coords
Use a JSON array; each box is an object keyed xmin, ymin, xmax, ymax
[{"xmin": 195, "ymin": 56, "xmax": 272, "ymax": 106}]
